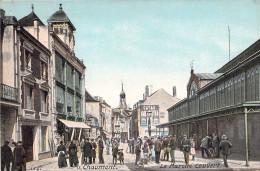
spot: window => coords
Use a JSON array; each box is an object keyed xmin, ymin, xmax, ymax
[
  {"xmin": 67, "ymin": 92, "xmax": 74, "ymax": 115},
  {"xmin": 25, "ymin": 50, "xmax": 31, "ymax": 70},
  {"xmin": 41, "ymin": 127, "xmax": 47, "ymax": 152},
  {"xmin": 41, "ymin": 62, "xmax": 47, "ymax": 79},
  {"xmin": 190, "ymin": 81, "xmax": 198, "ymax": 98},
  {"xmin": 41, "ymin": 91, "xmax": 47, "ymax": 113},
  {"xmin": 76, "ymin": 96, "xmax": 81, "ymax": 116},
  {"xmin": 26, "ymin": 85, "xmax": 33, "ymax": 110},
  {"xmin": 55, "ymin": 54, "xmax": 64, "ymax": 83},
  {"xmin": 75, "ymin": 71, "xmax": 81, "ymax": 93},
  {"xmin": 56, "ymin": 86, "xmax": 64, "ymax": 113},
  {"xmin": 66, "ymin": 64, "xmax": 73, "ymax": 89}
]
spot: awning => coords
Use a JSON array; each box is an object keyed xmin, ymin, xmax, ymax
[{"xmin": 58, "ymin": 119, "xmax": 90, "ymax": 129}]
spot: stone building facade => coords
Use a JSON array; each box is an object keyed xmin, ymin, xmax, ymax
[
  {"xmin": 132, "ymin": 86, "xmax": 180, "ymax": 139},
  {"xmin": 159, "ymin": 39, "xmax": 260, "ymax": 162}
]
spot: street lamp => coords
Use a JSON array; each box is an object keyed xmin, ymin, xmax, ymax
[{"xmin": 146, "ymin": 110, "xmax": 152, "ymax": 137}]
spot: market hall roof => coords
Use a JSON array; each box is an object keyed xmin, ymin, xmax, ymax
[
  {"xmin": 194, "ymin": 73, "xmax": 223, "ymax": 80},
  {"xmin": 47, "ymin": 4, "xmax": 76, "ymax": 31}
]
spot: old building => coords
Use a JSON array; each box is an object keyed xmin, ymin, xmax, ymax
[
  {"xmin": 132, "ymin": 86, "xmax": 180, "ymax": 139},
  {"xmin": 1, "ymin": 8, "xmax": 53, "ymax": 161},
  {"xmin": 112, "ymin": 84, "xmax": 131, "ymax": 142},
  {"xmin": 18, "ymin": 4, "xmax": 88, "ymax": 148},
  {"xmin": 159, "ymin": 39, "xmax": 260, "ymax": 162}
]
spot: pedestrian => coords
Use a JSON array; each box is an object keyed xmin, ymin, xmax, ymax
[
  {"xmin": 154, "ymin": 137, "xmax": 162, "ymax": 164},
  {"xmin": 163, "ymin": 136, "xmax": 170, "ymax": 161},
  {"xmin": 190, "ymin": 138, "xmax": 196, "ymax": 161},
  {"xmin": 160, "ymin": 136, "xmax": 165, "ymax": 160},
  {"xmin": 200, "ymin": 136, "xmax": 209, "ymax": 158},
  {"xmin": 169, "ymin": 135, "xmax": 177, "ymax": 164},
  {"xmin": 80, "ymin": 139, "xmax": 85, "ymax": 165},
  {"xmin": 118, "ymin": 149, "xmax": 124, "ymax": 165},
  {"xmin": 91, "ymin": 139, "xmax": 97, "ymax": 164},
  {"xmin": 69, "ymin": 141, "xmax": 79, "ymax": 167},
  {"xmin": 181, "ymin": 135, "xmax": 190, "ymax": 165},
  {"xmin": 84, "ymin": 138, "xmax": 92, "ymax": 165},
  {"xmin": 130, "ymin": 139, "xmax": 134, "ymax": 154},
  {"xmin": 1, "ymin": 141, "xmax": 13, "ymax": 171},
  {"xmin": 212, "ymin": 133, "xmax": 220, "ymax": 158},
  {"xmin": 142, "ymin": 140, "xmax": 149, "ymax": 159},
  {"xmin": 57, "ymin": 141, "xmax": 67, "ymax": 168},
  {"xmin": 135, "ymin": 141, "xmax": 141, "ymax": 165},
  {"xmin": 105, "ymin": 137, "xmax": 111, "ymax": 155},
  {"xmin": 97, "ymin": 136, "xmax": 104, "ymax": 164},
  {"xmin": 13, "ymin": 141, "xmax": 26, "ymax": 171},
  {"xmin": 219, "ymin": 135, "xmax": 232, "ymax": 168},
  {"xmin": 112, "ymin": 143, "xmax": 118, "ymax": 165}
]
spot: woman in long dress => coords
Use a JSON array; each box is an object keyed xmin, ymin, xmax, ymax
[
  {"xmin": 69, "ymin": 141, "xmax": 79, "ymax": 167},
  {"xmin": 57, "ymin": 141, "xmax": 67, "ymax": 168}
]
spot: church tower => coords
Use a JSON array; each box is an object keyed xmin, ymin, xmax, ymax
[{"xmin": 119, "ymin": 83, "xmax": 127, "ymax": 109}]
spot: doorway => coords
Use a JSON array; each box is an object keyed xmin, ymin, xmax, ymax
[{"xmin": 22, "ymin": 125, "xmax": 34, "ymax": 162}]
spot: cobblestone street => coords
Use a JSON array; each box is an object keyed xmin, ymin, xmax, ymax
[{"xmin": 26, "ymin": 143, "xmax": 260, "ymax": 171}]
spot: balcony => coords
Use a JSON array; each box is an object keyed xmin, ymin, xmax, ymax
[{"xmin": 0, "ymin": 83, "xmax": 18, "ymax": 102}]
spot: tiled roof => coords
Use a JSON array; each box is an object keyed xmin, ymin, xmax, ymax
[
  {"xmin": 18, "ymin": 12, "xmax": 44, "ymax": 27},
  {"xmin": 194, "ymin": 73, "xmax": 223, "ymax": 80},
  {"xmin": 48, "ymin": 7, "xmax": 76, "ymax": 30}
]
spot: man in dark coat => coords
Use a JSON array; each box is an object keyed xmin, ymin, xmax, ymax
[
  {"xmin": 84, "ymin": 138, "xmax": 92, "ymax": 164},
  {"xmin": 154, "ymin": 137, "xmax": 162, "ymax": 164},
  {"xmin": 13, "ymin": 141, "xmax": 26, "ymax": 171},
  {"xmin": 91, "ymin": 139, "xmax": 97, "ymax": 164},
  {"xmin": 131, "ymin": 139, "xmax": 135, "ymax": 154},
  {"xmin": 112, "ymin": 143, "xmax": 118, "ymax": 165},
  {"xmin": 57, "ymin": 141, "xmax": 67, "ymax": 168},
  {"xmin": 98, "ymin": 136, "xmax": 104, "ymax": 164},
  {"xmin": 169, "ymin": 135, "xmax": 177, "ymax": 164},
  {"xmin": 69, "ymin": 141, "xmax": 79, "ymax": 167},
  {"xmin": 1, "ymin": 141, "xmax": 13, "ymax": 171},
  {"xmin": 219, "ymin": 135, "xmax": 232, "ymax": 168},
  {"xmin": 181, "ymin": 135, "xmax": 190, "ymax": 165},
  {"xmin": 80, "ymin": 139, "xmax": 85, "ymax": 165},
  {"xmin": 212, "ymin": 133, "xmax": 220, "ymax": 158},
  {"xmin": 135, "ymin": 141, "xmax": 141, "ymax": 165}
]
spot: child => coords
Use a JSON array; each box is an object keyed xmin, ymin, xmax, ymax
[
  {"xmin": 118, "ymin": 149, "xmax": 124, "ymax": 165},
  {"xmin": 190, "ymin": 138, "xmax": 196, "ymax": 161},
  {"xmin": 112, "ymin": 143, "xmax": 118, "ymax": 165}
]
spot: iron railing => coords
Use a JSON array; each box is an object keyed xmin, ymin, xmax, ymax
[{"xmin": 0, "ymin": 83, "xmax": 18, "ymax": 102}]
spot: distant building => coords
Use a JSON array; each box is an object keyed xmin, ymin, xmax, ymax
[
  {"xmin": 159, "ymin": 39, "xmax": 260, "ymax": 160},
  {"xmin": 112, "ymin": 84, "xmax": 132, "ymax": 142},
  {"xmin": 132, "ymin": 86, "xmax": 180, "ymax": 139}
]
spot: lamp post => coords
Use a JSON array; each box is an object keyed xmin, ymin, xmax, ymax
[{"xmin": 146, "ymin": 110, "xmax": 152, "ymax": 138}]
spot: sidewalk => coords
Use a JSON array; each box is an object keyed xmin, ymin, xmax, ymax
[
  {"xmin": 141, "ymin": 150, "xmax": 260, "ymax": 171},
  {"xmin": 27, "ymin": 157, "xmax": 57, "ymax": 170}
]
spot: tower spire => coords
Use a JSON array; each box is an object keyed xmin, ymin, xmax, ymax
[
  {"xmin": 31, "ymin": 4, "xmax": 34, "ymax": 12},
  {"xmin": 59, "ymin": 3, "xmax": 62, "ymax": 11}
]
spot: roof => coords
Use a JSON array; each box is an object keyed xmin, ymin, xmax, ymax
[
  {"xmin": 85, "ymin": 91, "xmax": 99, "ymax": 102},
  {"xmin": 48, "ymin": 5, "xmax": 76, "ymax": 30},
  {"xmin": 18, "ymin": 11, "xmax": 45, "ymax": 27},
  {"xmin": 194, "ymin": 73, "xmax": 223, "ymax": 80}
]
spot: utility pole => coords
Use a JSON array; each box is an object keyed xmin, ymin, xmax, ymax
[{"xmin": 228, "ymin": 25, "xmax": 230, "ymax": 61}]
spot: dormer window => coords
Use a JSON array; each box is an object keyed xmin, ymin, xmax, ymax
[{"xmin": 41, "ymin": 62, "xmax": 47, "ymax": 79}]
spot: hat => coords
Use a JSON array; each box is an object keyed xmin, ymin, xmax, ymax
[
  {"xmin": 222, "ymin": 135, "xmax": 227, "ymax": 139},
  {"xmin": 4, "ymin": 141, "xmax": 9, "ymax": 145},
  {"xmin": 183, "ymin": 135, "xmax": 187, "ymax": 137},
  {"xmin": 17, "ymin": 141, "xmax": 22, "ymax": 144},
  {"xmin": 91, "ymin": 139, "xmax": 94, "ymax": 141},
  {"xmin": 98, "ymin": 136, "xmax": 101, "ymax": 138}
]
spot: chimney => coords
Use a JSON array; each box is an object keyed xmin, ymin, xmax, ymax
[
  {"xmin": 0, "ymin": 9, "xmax": 5, "ymax": 19},
  {"xmin": 33, "ymin": 19, "xmax": 39, "ymax": 40},
  {"xmin": 145, "ymin": 85, "xmax": 149, "ymax": 100},
  {"xmin": 173, "ymin": 86, "xmax": 177, "ymax": 97}
]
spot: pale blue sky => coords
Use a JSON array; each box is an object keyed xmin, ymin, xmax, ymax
[{"xmin": 1, "ymin": 0, "xmax": 260, "ymax": 108}]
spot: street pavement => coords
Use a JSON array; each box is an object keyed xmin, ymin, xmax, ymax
[{"xmin": 27, "ymin": 143, "xmax": 260, "ymax": 171}]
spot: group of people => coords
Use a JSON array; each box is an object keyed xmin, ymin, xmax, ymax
[
  {"xmin": 1, "ymin": 141, "xmax": 26, "ymax": 171},
  {"xmin": 131, "ymin": 133, "xmax": 232, "ymax": 168},
  {"xmin": 57, "ymin": 136, "xmax": 105, "ymax": 168}
]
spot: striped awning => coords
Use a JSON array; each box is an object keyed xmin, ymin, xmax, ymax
[{"xmin": 58, "ymin": 119, "xmax": 90, "ymax": 129}]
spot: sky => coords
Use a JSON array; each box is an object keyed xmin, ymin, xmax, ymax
[{"xmin": 1, "ymin": 0, "xmax": 260, "ymax": 108}]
